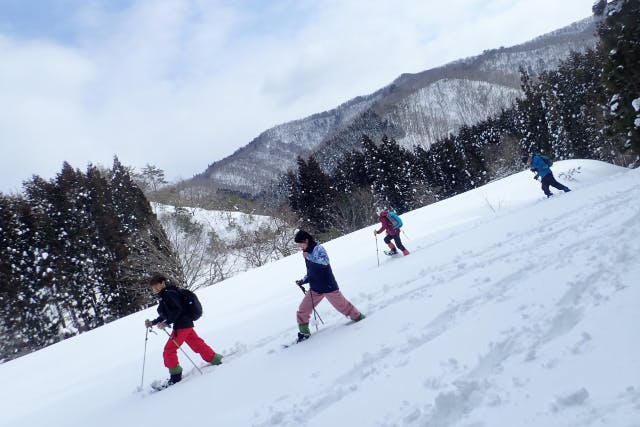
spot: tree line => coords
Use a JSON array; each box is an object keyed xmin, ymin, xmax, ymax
[
  {"xmin": 284, "ymin": 0, "xmax": 639, "ymax": 236},
  {"xmin": 1, "ymin": 0, "xmax": 636, "ymax": 362},
  {"xmin": 0, "ymin": 158, "xmax": 181, "ymax": 361}
]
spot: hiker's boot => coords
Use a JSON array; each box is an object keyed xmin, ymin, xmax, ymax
[
  {"xmin": 210, "ymin": 353, "xmax": 224, "ymax": 365},
  {"xmin": 297, "ymin": 332, "xmax": 311, "ymax": 343},
  {"xmin": 168, "ymin": 366, "xmax": 183, "ymax": 385},
  {"xmin": 297, "ymin": 323, "xmax": 311, "ymax": 342},
  {"xmin": 402, "ymin": 249, "xmax": 410, "ymax": 256}
]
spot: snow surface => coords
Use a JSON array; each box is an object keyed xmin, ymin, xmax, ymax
[
  {"xmin": 2, "ymin": 159, "xmax": 639, "ymax": 427},
  {"xmin": 153, "ymin": 203, "xmax": 274, "ymax": 240}
]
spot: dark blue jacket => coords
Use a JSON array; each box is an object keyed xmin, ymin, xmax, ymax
[
  {"xmin": 151, "ymin": 284, "xmax": 194, "ymax": 330},
  {"xmin": 300, "ymin": 241, "xmax": 339, "ymax": 294}
]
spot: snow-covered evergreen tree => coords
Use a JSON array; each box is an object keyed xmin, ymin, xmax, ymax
[
  {"xmin": 598, "ymin": 0, "xmax": 640, "ymax": 159},
  {"xmin": 362, "ymin": 135, "xmax": 417, "ymax": 214},
  {"xmin": 0, "ymin": 160, "xmax": 182, "ymax": 361},
  {"xmin": 287, "ymin": 155, "xmax": 337, "ymax": 233}
]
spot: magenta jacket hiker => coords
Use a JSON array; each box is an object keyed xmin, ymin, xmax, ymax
[
  {"xmin": 374, "ymin": 210, "xmax": 410, "ymax": 256},
  {"xmin": 376, "ymin": 210, "xmax": 400, "ymax": 236}
]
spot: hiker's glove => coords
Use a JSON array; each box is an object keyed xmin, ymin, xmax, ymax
[
  {"xmin": 144, "ymin": 319, "xmax": 153, "ymax": 328},
  {"xmin": 373, "ymin": 229, "xmax": 378, "ymax": 235},
  {"xmin": 533, "ymin": 174, "xmax": 539, "ymax": 181},
  {"xmin": 156, "ymin": 321, "xmax": 168, "ymax": 330},
  {"xmin": 295, "ymin": 280, "xmax": 307, "ymax": 294}
]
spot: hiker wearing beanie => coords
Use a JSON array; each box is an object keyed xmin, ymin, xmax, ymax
[
  {"xmin": 144, "ymin": 273, "xmax": 222, "ymax": 389},
  {"xmin": 293, "ymin": 230, "xmax": 365, "ymax": 343}
]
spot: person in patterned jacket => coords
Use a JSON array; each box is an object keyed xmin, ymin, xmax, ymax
[{"xmin": 293, "ymin": 230, "xmax": 365, "ymax": 342}]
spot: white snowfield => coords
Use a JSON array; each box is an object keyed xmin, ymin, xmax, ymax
[{"xmin": 1, "ymin": 159, "xmax": 638, "ymax": 427}]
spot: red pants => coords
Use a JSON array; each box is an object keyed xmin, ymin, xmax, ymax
[{"xmin": 163, "ymin": 328, "xmax": 216, "ymax": 369}]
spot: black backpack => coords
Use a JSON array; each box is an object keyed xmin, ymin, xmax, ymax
[{"xmin": 177, "ymin": 288, "xmax": 203, "ymax": 321}]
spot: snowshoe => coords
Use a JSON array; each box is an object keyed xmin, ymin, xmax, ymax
[
  {"xmin": 384, "ymin": 249, "xmax": 398, "ymax": 256},
  {"xmin": 282, "ymin": 332, "xmax": 311, "ymax": 349},
  {"xmin": 150, "ymin": 372, "xmax": 182, "ymax": 391}
]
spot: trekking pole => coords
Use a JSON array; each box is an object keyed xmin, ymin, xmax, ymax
[
  {"xmin": 298, "ymin": 283, "xmax": 324, "ymax": 330},
  {"xmin": 308, "ymin": 289, "xmax": 324, "ymax": 331},
  {"xmin": 374, "ymin": 232, "xmax": 380, "ymax": 267},
  {"xmin": 162, "ymin": 329, "xmax": 203, "ymax": 375},
  {"xmin": 139, "ymin": 327, "xmax": 151, "ymax": 391},
  {"xmin": 402, "ymin": 229, "xmax": 411, "ymax": 240}
]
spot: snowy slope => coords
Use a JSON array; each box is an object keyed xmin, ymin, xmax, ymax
[
  {"xmin": 2, "ymin": 160, "xmax": 639, "ymax": 427},
  {"xmin": 153, "ymin": 203, "xmax": 275, "ymax": 240}
]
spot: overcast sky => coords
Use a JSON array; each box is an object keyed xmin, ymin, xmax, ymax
[{"xmin": 0, "ymin": 0, "xmax": 594, "ymax": 193}]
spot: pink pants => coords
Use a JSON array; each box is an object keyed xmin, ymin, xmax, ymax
[
  {"xmin": 297, "ymin": 290, "xmax": 361, "ymax": 324},
  {"xmin": 163, "ymin": 328, "xmax": 216, "ymax": 369}
]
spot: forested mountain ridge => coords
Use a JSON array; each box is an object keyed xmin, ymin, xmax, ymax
[{"xmin": 195, "ymin": 15, "xmax": 601, "ymax": 195}]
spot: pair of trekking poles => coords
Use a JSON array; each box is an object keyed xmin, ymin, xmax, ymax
[
  {"xmin": 138, "ymin": 326, "xmax": 203, "ymax": 391},
  {"xmin": 139, "ymin": 282, "xmax": 325, "ymax": 390}
]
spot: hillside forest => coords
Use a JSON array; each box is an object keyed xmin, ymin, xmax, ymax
[{"xmin": 0, "ymin": 0, "xmax": 637, "ymax": 361}]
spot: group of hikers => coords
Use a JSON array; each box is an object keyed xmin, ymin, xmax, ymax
[{"xmin": 144, "ymin": 154, "xmax": 570, "ymax": 388}]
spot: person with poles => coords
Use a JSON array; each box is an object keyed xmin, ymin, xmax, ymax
[
  {"xmin": 144, "ymin": 273, "xmax": 222, "ymax": 388},
  {"xmin": 374, "ymin": 209, "xmax": 410, "ymax": 256},
  {"xmin": 293, "ymin": 230, "xmax": 365, "ymax": 343},
  {"xmin": 521, "ymin": 154, "xmax": 571, "ymax": 198}
]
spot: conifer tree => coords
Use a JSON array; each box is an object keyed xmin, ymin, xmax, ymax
[
  {"xmin": 332, "ymin": 151, "xmax": 370, "ymax": 194},
  {"xmin": 0, "ymin": 158, "xmax": 185, "ymax": 361},
  {"xmin": 598, "ymin": 0, "xmax": 640, "ymax": 157},
  {"xmin": 0, "ymin": 195, "xmax": 55, "ymax": 358},
  {"xmin": 331, "ymin": 151, "xmax": 376, "ymax": 233},
  {"xmin": 110, "ymin": 157, "xmax": 181, "ymax": 305},
  {"xmin": 362, "ymin": 134, "xmax": 417, "ymax": 213},
  {"xmin": 516, "ymin": 67, "xmax": 554, "ymax": 155},
  {"xmin": 287, "ymin": 155, "xmax": 337, "ymax": 233},
  {"xmin": 22, "ymin": 175, "xmax": 76, "ymax": 339}
]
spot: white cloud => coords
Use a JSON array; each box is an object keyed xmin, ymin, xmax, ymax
[{"xmin": 0, "ymin": 0, "xmax": 594, "ymax": 192}]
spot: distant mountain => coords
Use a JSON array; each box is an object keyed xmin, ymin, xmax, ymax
[{"xmin": 195, "ymin": 15, "xmax": 601, "ymax": 195}]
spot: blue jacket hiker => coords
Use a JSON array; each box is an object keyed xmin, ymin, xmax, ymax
[
  {"xmin": 293, "ymin": 230, "xmax": 365, "ymax": 343},
  {"xmin": 522, "ymin": 154, "xmax": 571, "ymax": 198}
]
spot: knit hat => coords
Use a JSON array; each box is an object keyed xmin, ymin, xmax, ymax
[{"xmin": 294, "ymin": 230, "xmax": 313, "ymax": 243}]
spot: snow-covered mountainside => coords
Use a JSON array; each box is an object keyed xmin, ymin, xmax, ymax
[
  {"xmin": 153, "ymin": 203, "xmax": 296, "ymax": 288},
  {"xmin": 199, "ymin": 93, "xmax": 381, "ymax": 191},
  {"xmin": 389, "ymin": 78, "xmax": 522, "ymax": 147},
  {"xmin": 2, "ymin": 160, "xmax": 638, "ymax": 427},
  {"xmin": 198, "ymin": 16, "xmax": 600, "ymax": 195}
]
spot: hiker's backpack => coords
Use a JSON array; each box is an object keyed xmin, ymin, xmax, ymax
[
  {"xmin": 539, "ymin": 154, "xmax": 553, "ymax": 167},
  {"xmin": 388, "ymin": 211, "xmax": 403, "ymax": 229},
  {"xmin": 177, "ymin": 288, "xmax": 203, "ymax": 321}
]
